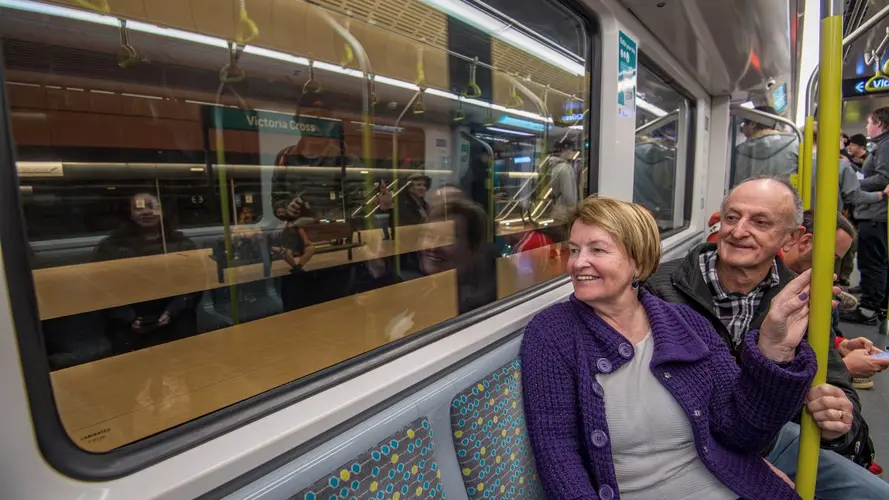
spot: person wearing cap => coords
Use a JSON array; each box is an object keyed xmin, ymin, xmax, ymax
[
  {"xmin": 549, "ymin": 139, "xmax": 580, "ymax": 224},
  {"xmin": 846, "ymin": 133, "xmax": 869, "ymax": 171},
  {"xmin": 732, "ymin": 105, "xmax": 799, "ymax": 187},
  {"xmin": 397, "ymin": 172, "xmax": 431, "ymax": 227}
]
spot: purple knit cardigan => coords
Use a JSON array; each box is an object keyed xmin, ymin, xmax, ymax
[{"xmin": 521, "ymin": 290, "xmax": 816, "ymax": 500}]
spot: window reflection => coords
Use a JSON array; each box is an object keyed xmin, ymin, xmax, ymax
[
  {"xmin": 633, "ymin": 63, "xmax": 694, "ymax": 234},
  {"xmin": 4, "ymin": 0, "xmax": 591, "ymax": 452}
]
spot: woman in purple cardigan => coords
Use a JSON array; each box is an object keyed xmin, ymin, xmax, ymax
[{"xmin": 521, "ymin": 196, "xmax": 820, "ymax": 500}]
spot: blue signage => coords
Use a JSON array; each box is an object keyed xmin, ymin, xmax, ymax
[
  {"xmin": 496, "ymin": 114, "xmax": 546, "ymax": 132},
  {"xmin": 771, "ymin": 83, "xmax": 787, "ymax": 114},
  {"xmin": 843, "ymin": 75, "xmax": 889, "ymax": 97}
]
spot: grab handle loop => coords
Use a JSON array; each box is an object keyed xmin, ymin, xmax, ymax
[
  {"xmin": 302, "ymin": 60, "xmax": 322, "ymax": 94},
  {"xmin": 236, "ymin": 0, "xmax": 259, "ymax": 45},
  {"xmin": 117, "ymin": 19, "xmax": 139, "ymax": 68},
  {"xmin": 413, "ymin": 90, "xmax": 426, "ymax": 114},
  {"xmin": 484, "ymin": 105, "xmax": 495, "ymax": 126},
  {"xmin": 463, "ymin": 57, "xmax": 482, "ymax": 98},
  {"xmin": 74, "ymin": 0, "xmax": 110, "ymax": 13},
  {"xmin": 341, "ymin": 16, "xmax": 355, "ymax": 68},
  {"xmin": 454, "ymin": 97, "xmax": 465, "ymax": 122},
  {"xmin": 506, "ymin": 83, "xmax": 523, "ymax": 109},
  {"xmin": 220, "ymin": 42, "xmax": 247, "ymax": 83}
]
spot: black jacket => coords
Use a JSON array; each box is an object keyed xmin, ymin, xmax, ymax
[{"xmin": 645, "ymin": 243, "xmax": 862, "ymax": 456}]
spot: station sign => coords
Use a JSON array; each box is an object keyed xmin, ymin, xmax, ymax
[{"xmin": 842, "ymin": 75, "xmax": 889, "ymax": 97}]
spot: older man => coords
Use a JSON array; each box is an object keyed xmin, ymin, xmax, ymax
[{"xmin": 646, "ymin": 177, "xmax": 889, "ymax": 498}]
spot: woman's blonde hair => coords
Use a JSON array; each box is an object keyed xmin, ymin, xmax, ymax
[{"xmin": 571, "ymin": 195, "xmax": 661, "ymax": 281}]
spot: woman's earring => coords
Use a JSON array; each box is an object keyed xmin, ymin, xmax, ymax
[{"xmin": 632, "ymin": 275, "xmax": 639, "ymax": 289}]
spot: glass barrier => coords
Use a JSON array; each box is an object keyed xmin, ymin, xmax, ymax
[
  {"xmin": 1, "ymin": 0, "xmax": 591, "ymax": 451},
  {"xmin": 633, "ymin": 63, "xmax": 694, "ymax": 234}
]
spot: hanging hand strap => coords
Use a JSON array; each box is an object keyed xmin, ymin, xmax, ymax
[
  {"xmin": 74, "ymin": 0, "xmax": 110, "ymax": 13},
  {"xmin": 236, "ymin": 0, "xmax": 259, "ymax": 45}
]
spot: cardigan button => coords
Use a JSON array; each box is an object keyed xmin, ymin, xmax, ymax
[
  {"xmin": 618, "ymin": 342, "xmax": 633, "ymax": 359},
  {"xmin": 591, "ymin": 430, "xmax": 608, "ymax": 448},
  {"xmin": 693, "ymin": 409, "xmax": 702, "ymax": 418},
  {"xmin": 597, "ymin": 358, "xmax": 613, "ymax": 373},
  {"xmin": 592, "ymin": 381, "xmax": 604, "ymax": 398},
  {"xmin": 663, "ymin": 372, "xmax": 672, "ymax": 379},
  {"xmin": 599, "ymin": 484, "xmax": 614, "ymax": 500}
]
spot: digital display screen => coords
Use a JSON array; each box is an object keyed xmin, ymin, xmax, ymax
[{"xmin": 771, "ymin": 83, "xmax": 787, "ymax": 114}]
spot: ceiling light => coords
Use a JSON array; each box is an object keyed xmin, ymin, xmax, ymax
[{"xmin": 486, "ymin": 126, "xmax": 535, "ymax": 136}]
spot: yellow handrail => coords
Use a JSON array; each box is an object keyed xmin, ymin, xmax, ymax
[
  {"xmin": 796, "ymin": 2, "xmax": 843, "ymax": 497},
  {"xmin": 801, "ymin": 116, "xmax": 815, "ymax": 210}
]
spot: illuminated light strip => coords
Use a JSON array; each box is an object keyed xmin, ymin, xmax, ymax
[
  {"xmin": 636, "ymin": 98, "xmax": 668, "ymax": 117},
  {"xmin": 2, "ymin": 0, "xmax": 667, "ymax": 125},
  {"xmin": 0, "ymin": 0, "xmax": 557, "ymax": 123},
  {"xmin": 486, "ymin": 126, "xmax": 535, "ymax": 137},
  {"xmin": 419, "ymin": 0, "xmax": 585, "ymax": 76}
]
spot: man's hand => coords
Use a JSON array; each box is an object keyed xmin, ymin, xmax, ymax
[
  {"xmin": 837, "ymin": 336, "xmax": 877, "ymax": 357},
  {"xmin": 843, "ymin": 349, "xmax": 889, "ymax": 378},
  {"xmin": 805, "ymin": 384, "xmax": 854, "ymax": 441}
]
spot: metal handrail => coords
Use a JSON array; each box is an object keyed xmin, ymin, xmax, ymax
[
  {"xmin": 635, "ymin": 110, "xmax": 680, "ymax": 136},
  {"xmin": 363, "ymin": 181, "xmax": 411, "ymax": 218},
  {"xmin": 351, "ymin": 178, "xmax": 398, "ymax": 217},
  {"xmin": 806, "ymin": 3, "xmax": 889, "ymax": 116},
  {"xmin": 729, "ymin": 105, "xmax": 803, "ymax": 144},
  {"xmin": 495, "ymin": 155, "xmax": 552, "ymax": 221}
]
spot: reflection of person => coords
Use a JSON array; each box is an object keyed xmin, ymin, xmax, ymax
[
  {"xmin": 399, "ymin": 173, "xmax": 431, "ymax": 226},
  {"xmin": 271, "ymin": 197, "xmax": 315, "ymax": 272},
  {"xmin": 548, "ymin": 139, "xmax": 579, "ymax": 224},
  {"xmin": 372, "ymin": 180, "xmax": 394, "ymax": 240},
  {"xmin": 522, "ymin": 195, "xmax": 816, "ymax": 500},
  {"xmin": 94, "ymin": 193, "xmax": 197, "ymax": 350},
  {"xmin": 732, "ymin": 106, "xmax": 799, "ymax": 186}
]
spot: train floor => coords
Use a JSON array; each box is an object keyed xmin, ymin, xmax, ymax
[
  {"xmin": 839, "ymin": 264, "xmax": 889, "ymax": 481},
  {"xmin": 836, "ymin": 318, "xmax": 889, "ymax": 481}
]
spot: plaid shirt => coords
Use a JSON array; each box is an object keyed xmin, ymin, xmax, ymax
[{"xmin": 699, "ymin": 248, "xmax": 781, "ymax": 346}]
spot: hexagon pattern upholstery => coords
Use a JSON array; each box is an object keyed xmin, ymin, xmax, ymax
[
  {"xmin": 449, "ymin": 359, "xmax": 544, "ymax": 499},
  {"xmin": 294, "ymin": 417, "xmax": 445, "ymax": 500}
]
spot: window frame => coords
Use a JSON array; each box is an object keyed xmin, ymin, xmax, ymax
[
  {"xmin": 0, "ymin": 5, "xmax": 602, "ymax": 481},
  {"xmin": 635, "ymin": 52, "xmax": 697, "ymax": 240}
]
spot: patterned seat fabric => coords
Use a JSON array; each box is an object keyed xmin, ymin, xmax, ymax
[
  {"xmin": 294, "ymin": 417, "xmax": 445, "ymax": 500},
  {"xmin": 449, "ymin": 359, "xmax": 543, "ymax": 499}
]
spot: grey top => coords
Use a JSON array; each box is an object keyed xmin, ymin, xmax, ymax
[
  {"xmin": 633, "ymin": 141, "xmax": 676, "ymax": 224},
  {"xmin": 599, "ymin": 331, "xmax": 737, "ymax": 500},
  {"xmin": 732, "ymin": 132, "xmax": 799, "ymax": 187},
  {"xmin": 811, "ymin": 152, "xmax": 881, "ymax": 214},
  {"xmin": 550, "ymin": 159, "xmax": 578, "ymax": 223},
  {"xmin": 855, "ymin": 132, "xmax": 889, "ymax": 222}
]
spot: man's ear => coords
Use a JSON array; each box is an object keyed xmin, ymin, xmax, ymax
[{"xmin": 783, "ymin": 225, "xmax": 805, "ymax": 249}]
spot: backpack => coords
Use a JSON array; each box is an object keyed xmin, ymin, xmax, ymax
[{"xmin": 844, "ymin": 418, "xmax": 876, "ymax": 469}]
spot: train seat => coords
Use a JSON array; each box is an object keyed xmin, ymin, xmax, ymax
[
  {"xmin": 449, "ymin": 359, "xmax": 544, "ymax": 499},
  {"xmin": 199, "ymin": 235, "xmax": 282, "ymax": 332}
]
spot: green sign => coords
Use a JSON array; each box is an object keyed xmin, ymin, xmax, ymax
[
  {"xmin": 207, "ymin": 106, "xmax": 341, "ymax": 138},
  {"xmin": 617, "ymin": 31, "xmax": 637, "ymax": 118}
]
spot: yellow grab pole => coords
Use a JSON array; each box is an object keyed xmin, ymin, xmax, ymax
[
  {"xmin": 796, "ymin": 2, "xmax": 843, "ymax": 497},
  {"xmin": 801, "ymin": 115, "xmax": 815, "ymax": 210}
]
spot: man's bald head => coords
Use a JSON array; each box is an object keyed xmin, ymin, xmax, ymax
[{"xmin": 722, "ymin": 176, "xmax": 803, "ymax": 229}]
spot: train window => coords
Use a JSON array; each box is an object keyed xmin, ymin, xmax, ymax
[
  {"xmin": 728, "ymin": 113, "xmax": 799, "ymax": 188},
  {"xmin": 633, "ymin": 62, "xmax": 694, "ymax": 235},
  {"xmin": 1, "ymin": 0, "xmax": 592, "ymax": 454}
]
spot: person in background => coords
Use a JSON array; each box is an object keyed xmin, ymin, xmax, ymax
[
  {"xmin": 372, "ymin": 180, "xmax": 394, "ymax": 240},
  {"xmin": 397, "ymin": 173, "xmax": 431, "ymax": 227},
  {"xmin": 841, "ymin": 107, "xmax": 889, "ymax": 326},
  {"xmin": 94, "ymin": 193, "xmax": 198, "ymax": 351},
  {"xmin": 732, "ymin": 106, "xmax": 799, "ymax": 186},
  {"xmin": 780, "ymin": 211, "xmax": 889, "ymax": 389},
  {"xmin": 522, "ymin": 195, "xmax": 816, "ymax": 500},
  {"xmin": 841, "ymin": 132, "xmax": 851, "ymax": 161},
  {"xmin": 548, "ymin": 139, "xmax": 579, "ymax": 225},
  {"xmin": 647, "ymin": 177, "xmax": 889, "ymax": 499},
  {"xmin": 846, "ymin": 133, "xmax": 869, "ymax": 171}
]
